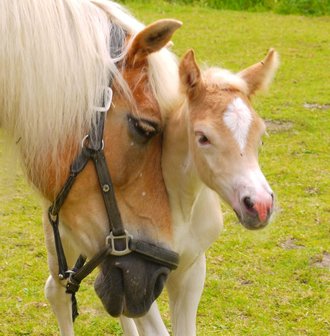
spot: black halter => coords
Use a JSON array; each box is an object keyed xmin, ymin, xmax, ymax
[{"xmin": 48, "ymin": 57, "xmax": 179, "ymax": 322}]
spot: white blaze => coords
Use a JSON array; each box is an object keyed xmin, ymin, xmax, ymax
[{"xmin": 223, "ymin": 97, "xmax": 252, "ymax": 151}]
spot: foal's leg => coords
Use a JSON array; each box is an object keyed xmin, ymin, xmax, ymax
[
  {"xmin": 43, "ymin": 211, "xmax": 79, "ymax": 336},
  {"xmin": 166, "ymin": 254, "xmax": 206, "ymax": 336},
  {"xmin": 45, "ymin": 275, "xmax": 75, "ymax": 336},
  {"xmin": 120, "ymin": 316, "xmax": 139, "ymax": 336},
  {"xmin": 120, "ymin": 302, "xmax": 169, "ymax": 336},
  {"xmin": 166, "ymin": 189, "xmax": 223, "ymax": 336},
  {"xmin": 134, "ymin": 302, "xmax": 169, "ymax": 336}
]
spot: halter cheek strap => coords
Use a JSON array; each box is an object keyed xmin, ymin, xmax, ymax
[{"xmin": 48, "ymin": 86, "xmax": 179, "ymax": 322}]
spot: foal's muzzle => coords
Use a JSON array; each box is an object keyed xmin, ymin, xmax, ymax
[{"xmin": 235, "ymin": 192, "xmax": 274, "ymax": 229}]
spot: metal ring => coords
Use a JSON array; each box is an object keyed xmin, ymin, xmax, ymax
[
  {"xmin": 81, "ymin": 134, "xmax": 89, "ymax": 148},
  {"xmin": 81, "ymin": 135, "xmax": 104, "ymax": 151}
]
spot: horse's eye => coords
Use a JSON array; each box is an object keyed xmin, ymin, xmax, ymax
[
  {"xmin": 195, "ymin": 131, "xmax": 211, "ymax": 146},
  {"xmin": 128, "ymin": 115, "xmax": 159, "ymax": 144}
]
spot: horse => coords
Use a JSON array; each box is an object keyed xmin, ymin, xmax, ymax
[
  {"xmin": 0, "ymin": 1, "xmax": 183, "ymax": 335},
  {"xmin": 120, "ymin": 49, "xmax": 279, "ymax": 335}
]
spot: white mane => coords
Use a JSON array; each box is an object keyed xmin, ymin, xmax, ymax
[{"xmin": 0, "ymin": 0, "xmax": 180, "ymax": 177}]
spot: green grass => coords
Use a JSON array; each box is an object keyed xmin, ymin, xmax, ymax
[{"xmin": 1, "ymin": 2, "xmax": 330, "ymax": 335}]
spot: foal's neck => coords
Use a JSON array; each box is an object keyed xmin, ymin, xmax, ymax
[{"xmin": 163, "ymin": 101, "xmax": 203, "ymax": 221}]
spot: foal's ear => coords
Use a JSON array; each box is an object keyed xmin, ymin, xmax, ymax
[
  {"xmin": 238, "ymin": 49, "xmax": 280, "ymax": 96},
  {"xmin": 179, "ymin": 49, "xmax": 203, "ymax": 100},
  {"xmin": 126, "ymin": 19, "xmax": 182, "ymax": 66}
]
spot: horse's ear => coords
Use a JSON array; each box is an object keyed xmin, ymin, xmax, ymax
[
  {"xmin": 126, "ymin": 19, "xmax": 182, "ymax": 67},
  {"xmin": 238, "ymin": 49, "xmax": 280, "ymax": 96},
  {"xmin": 179, "ymin": 49, "xmax": 203, "ymax": 100}
]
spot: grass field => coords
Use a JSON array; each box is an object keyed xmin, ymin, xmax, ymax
[{"xmin": 0, "ymin": 1, "xmax": 329, "ymax": 335}]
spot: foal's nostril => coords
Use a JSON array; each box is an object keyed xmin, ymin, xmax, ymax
[{"xmin": 243, "ymin": 196, "xmax": 255, "ymax": 210}]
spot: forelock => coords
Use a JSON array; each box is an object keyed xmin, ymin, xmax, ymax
[{"xmin": 203, "ymin": 68, "xmax": 248, "ymax": 94}]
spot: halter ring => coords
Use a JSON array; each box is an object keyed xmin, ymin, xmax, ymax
[{"xmin": 81, "ymin": 134, "xmax": 104, "ymax": 151}]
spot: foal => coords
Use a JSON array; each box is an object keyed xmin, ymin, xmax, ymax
[{"xmin": 121, "ymin": 48, "xmax": 279, "ymax": 335}]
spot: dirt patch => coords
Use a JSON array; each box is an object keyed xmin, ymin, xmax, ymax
[
  {"xmin": 239, "ymin": 279, "xmax": 253, "ymax": 286},
  {"xmin": 303, "ymin": 103, "xmax": 330, "ymax": 110},
  {"xmin": 312, "ymin": 252, "xmax": 330, "ymax": 270},
  {"xmin": 305, "ymin": 186, "xmax": 320, "ymax": 195},
  {"xmin": 280, "ymin": 238, "xmax": 305, "ymax": 250},
  {"xmin": 265, "ymin": 119, "xmax": 294, "ymax": 133}
]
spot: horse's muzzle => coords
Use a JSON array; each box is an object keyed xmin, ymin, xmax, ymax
[{"xmin": 94, "ymin": 252, "xmax": 170, "ymax": 317}]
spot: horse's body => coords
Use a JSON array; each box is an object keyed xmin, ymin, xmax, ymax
[
  {"xmin": 0, "ymin": 1, "xmax": 182, "ymax": 335},
  {"xmin": 121, "ymin": 49, "xmax": 279, "ymax": 335}
]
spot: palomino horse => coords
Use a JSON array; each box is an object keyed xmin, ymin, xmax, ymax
[
  {"xmin": 120, "ymin": 49, "xmax": 279, "ymax": 335},
  {"xmin": 0, "ymin": 0, "xmax": 183, "ymax": 335}
]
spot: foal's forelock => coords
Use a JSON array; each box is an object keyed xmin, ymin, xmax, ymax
[{"xmin": 203, "ymin": 68, "xmax": 248, "ymax": 95}]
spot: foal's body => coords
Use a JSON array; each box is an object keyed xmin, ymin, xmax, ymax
[{"xmin": 121, "ymin": 49, "xmax": 279, "ymax": 335}]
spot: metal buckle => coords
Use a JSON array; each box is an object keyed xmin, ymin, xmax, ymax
[
  {"xmin": 95, "ymin": 87, "xmax": 113, "ymax": 112},
  {"xmin": 65, "ymin": 270, "xmax": 80, "ymax": 294},
  {"xmin": 106, "ymin": 230, "xmax": 132, "ymax": 256}
]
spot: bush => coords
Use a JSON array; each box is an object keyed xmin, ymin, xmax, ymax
[
  {"xmin": 166, "ymin": 0, "xmax": 330, "ymax": 15},
  {"xmin": 275, "ymin": 0, "xmax": 329, "ymax": 15}
]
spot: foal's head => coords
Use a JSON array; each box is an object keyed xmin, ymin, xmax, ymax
[{"xmin": 179, "ymin": 49, "xmax": 279, "ymax": 229}]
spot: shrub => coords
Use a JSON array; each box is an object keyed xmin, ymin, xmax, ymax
[{"xmin": 165, "ymin": 0, "xmax": 330, "ymax": 15}]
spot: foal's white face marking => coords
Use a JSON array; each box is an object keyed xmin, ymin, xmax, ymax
[{"xmin": 223, "ymin": 97, "xmax": 252, "ymax": 151}]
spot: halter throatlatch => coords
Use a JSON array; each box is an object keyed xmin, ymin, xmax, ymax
[{"xmin": 48, "ymin": 85, "xmax": 179, "ymax": 322}]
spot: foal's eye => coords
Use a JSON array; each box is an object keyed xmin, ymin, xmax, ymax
[
  {"xmin": 195, "ymin": 131, "xmax": 211, "ymax": 146},
  {"xmin": 128, "ymin": 115, "xmax": 159, "ymax": 144}
]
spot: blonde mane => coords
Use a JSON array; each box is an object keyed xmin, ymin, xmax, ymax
[{"xmin": 0, "ymin": 0, "xmax": 180, "ymax": 177}]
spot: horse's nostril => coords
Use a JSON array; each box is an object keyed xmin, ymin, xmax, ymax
[
  {"xmin": 243, "ymin": 196, "xmax": 255, "ymax": 209},
  {"xmin": 153, "ymin": 271, "xmax": 168, "ymax": 300}
]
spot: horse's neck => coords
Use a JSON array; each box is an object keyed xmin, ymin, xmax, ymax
[{"xmin": 163, "ymin": 102, "xmax": 203, "ymax": 222}]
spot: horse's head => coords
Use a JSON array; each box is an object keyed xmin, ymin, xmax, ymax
[
  {"xmin": 0, "ymin": 0, "xmax": 183, "ymax": 323},
  {"xmin": 91, "ymin": 19, "xmax": 182, "ymax": 318},
  {"xmin": 179, "ymin": 49, "xmax": 279, "ymax": 230}
]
